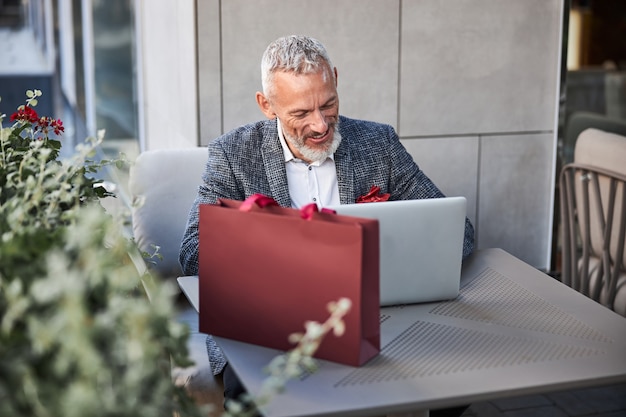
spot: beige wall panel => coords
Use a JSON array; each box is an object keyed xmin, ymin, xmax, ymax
[
  {"xmin": 399, "ymin": 0, "xmax": 562, "ymax": 137},
  {"xmin": 196, "ymin": 0, "xmax": 222, "ymax": 146},
  {"xmin": 190, "ymin": 0, "xmax": 564, "ymax": 270},
  {"xmin": 401, "ymin": 136, "xmax": 478, "ymax": 225},
  {"xmin": 478, "ymin": 134, "xmax": 555, "ymax": 269},
  {"xmin": 219, "ymin": 0, "xmax": 400, "ymax": 133}
]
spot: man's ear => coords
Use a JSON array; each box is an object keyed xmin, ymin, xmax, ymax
[
  {"xmin": 256, "ymin": 92, "xmax": 276, "ymax": 119},
  {"xmin": 334, "ymin": 67, "xmax": 338, "ymax": 87}
]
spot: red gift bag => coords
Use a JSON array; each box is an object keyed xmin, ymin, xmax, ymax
[{"xmin": 198, "ymin": 194, "xmax": 380, "ymax": 366}]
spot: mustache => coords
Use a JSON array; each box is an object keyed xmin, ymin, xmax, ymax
[{"xmin": 306, "ymin": 120, "xmax": 337, "ymax": 139}]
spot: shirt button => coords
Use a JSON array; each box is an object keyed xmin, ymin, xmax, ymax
[
  {"xmin": 308, "ymin": 166, "xmax": 312, "ymax": 171},
  {"xmin": 313, "ymin": 198, "xmax": 317, "ymax": 202}
]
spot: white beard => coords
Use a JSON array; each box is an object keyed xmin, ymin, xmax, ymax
[{"xmin": 284, "ymin": 123, "xmax": 342, "ymax": 163}]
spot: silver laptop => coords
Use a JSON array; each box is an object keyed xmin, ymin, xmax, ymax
[{"xmin": 326, "ymin": 197, "xmax": 467, "ymax": 306}]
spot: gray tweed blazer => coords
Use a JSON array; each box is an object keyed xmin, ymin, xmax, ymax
[{"xmin": 179, "ymin": 115, "xmax": 475, "ymax": 375}]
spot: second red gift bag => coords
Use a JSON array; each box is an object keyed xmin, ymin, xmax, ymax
[{"xmin": 198, "ymin": 194, "xmax": 380, "ymax": 366}]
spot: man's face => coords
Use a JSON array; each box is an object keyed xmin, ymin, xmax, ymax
[{"xmin": 259, "ymin": 65, "xmax": 340, "ymax": 163}]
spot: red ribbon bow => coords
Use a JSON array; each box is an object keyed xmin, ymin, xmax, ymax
[
  {"xmin": 240, "ymin": 193, "xmax": 336, "ymax": 219},
  {"xmin": 356, "ymin": 185, "xmax": 391, "ymax": 203}
]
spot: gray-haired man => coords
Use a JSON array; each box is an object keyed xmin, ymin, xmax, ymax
[{"xmin": 180, "ymin": 35, "xmax": 474, "ymax": 416}]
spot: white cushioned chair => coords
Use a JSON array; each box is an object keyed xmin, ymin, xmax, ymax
[
  {"xmin": 560, "ymin": 128, "xmax": 626, "ymax": 316},
  {"xmin": 128, "ymin": 148, "xmax": 224, "ymax": 407}
]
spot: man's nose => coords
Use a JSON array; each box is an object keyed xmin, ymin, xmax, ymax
[{"xmin": 310, "ymin": 109, "xmax": 328, "ymax": 133}]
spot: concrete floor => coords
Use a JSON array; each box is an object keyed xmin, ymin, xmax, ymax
[{"xmin": 462, "ymin": 383, "xmax": 626, "ymax": 417}]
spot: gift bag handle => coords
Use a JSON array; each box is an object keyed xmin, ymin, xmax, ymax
[
  {"xmin": 239, "ymin": 194, "xmax": 336, "ymax": 220},
  {"xmin": 239, "ymin": 194, "xmax": 280, "ymax": 211},
  {"xmin": 300, "ymin": 203, "xmax": 336, "ymax": 220}
]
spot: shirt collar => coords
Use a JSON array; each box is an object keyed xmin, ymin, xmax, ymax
[
  {"xmin": 276, "ymin": 117, "xmax": 334, "ymax": 166},
  {"xmin": 276, "ymin": 118, "xmax": 295, "ymax": 162}
]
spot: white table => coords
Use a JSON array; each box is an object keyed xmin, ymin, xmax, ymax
[{"xmin": 178, "ymin": 248, "xmax": 626, "ymax": 417}]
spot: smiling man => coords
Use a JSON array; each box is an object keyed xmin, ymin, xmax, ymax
[
  {"xmin": 179, "ymin": 35, "xmax": 474, "ymax": 415},
  {"xmin": 256, "ymin": 42, "xmax": 341, "ymax": 164}
]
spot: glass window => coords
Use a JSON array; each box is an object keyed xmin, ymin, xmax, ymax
[{"xmin": 92, "ymin": 0, "xmax": 138, "ymax": 145}]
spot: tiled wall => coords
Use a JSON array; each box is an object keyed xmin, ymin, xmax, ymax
[{"xmin": 196, "ymin": 0, "xmax": 564, "ymax": 269}]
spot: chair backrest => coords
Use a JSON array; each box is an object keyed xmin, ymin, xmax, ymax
[
  {"xmin": 560, "ymin": 128, "xmax": 626, "ymax": 314},
  {"xmin": 562, "ymin": 112, "xmax": 626, "ymax": 165},
  {"xmin": 575, "ymin": 129, "xmax": 626, "ymax": 268},
  {"xmin": 129, "ymin": 148, "xmax": 207, "ymax": 278}
]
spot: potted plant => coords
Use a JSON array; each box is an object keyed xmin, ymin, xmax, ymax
[{"xmin": 0, "ymin": 90, "xmax": 202, "ymax": 417}]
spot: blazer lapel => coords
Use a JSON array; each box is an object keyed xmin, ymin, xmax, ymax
[
  {"xmin": 334, "ymin": 136, "xmax": 354, "ymax": 204},
  {"xmin": 260, "ymin": 120, "xmax": 292, "ymax": 207}
]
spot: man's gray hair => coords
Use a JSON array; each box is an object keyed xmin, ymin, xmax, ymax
[{"xmin": 261, "ymin": 35, "xmax": 335, "ymax": 96}]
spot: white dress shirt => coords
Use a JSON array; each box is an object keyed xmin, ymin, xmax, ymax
[{"xmin": 276, "ymin": 118, "xmax": 341, "ymax": 209}]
